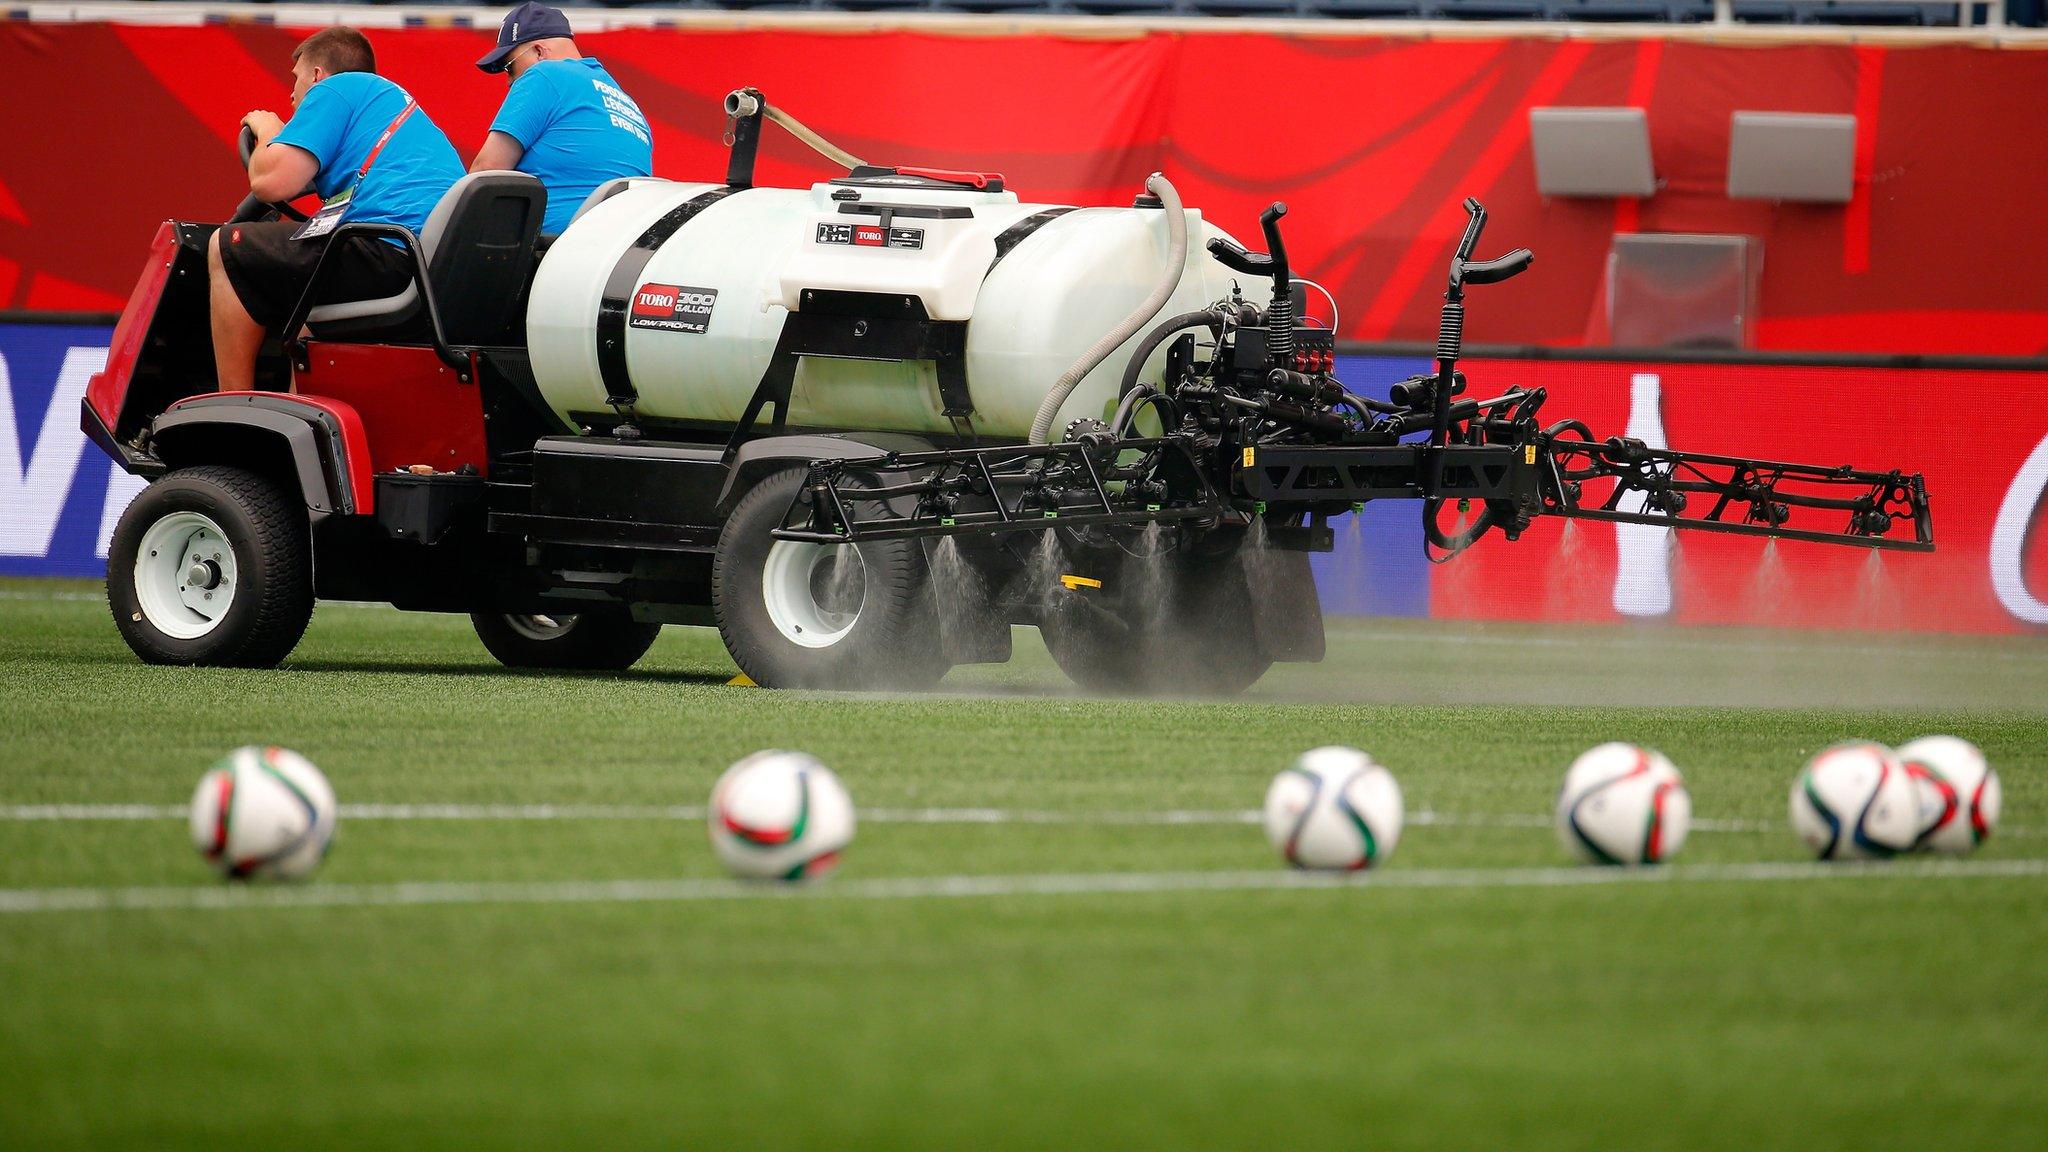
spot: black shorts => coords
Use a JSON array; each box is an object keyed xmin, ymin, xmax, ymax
[{"xmin": 217, "ymin": 220, "xmax": 414, "ymax": 330}]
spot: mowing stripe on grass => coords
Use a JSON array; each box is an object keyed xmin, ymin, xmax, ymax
[
  {"xmin": 0, "ymin": 803, "xmax": 2009, "ymax": 837},
  {"xmin": 2, "ymin": 859, "xmax": 2044, "ymax": 915}
]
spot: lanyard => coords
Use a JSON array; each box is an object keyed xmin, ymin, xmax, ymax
[
  {"xmin": 357, "ymin": 98, "xmax": 419, "ymax": 179},
  {"xmin": 291, "ymin": 97, "xmax": 418, "ymax": 242}
]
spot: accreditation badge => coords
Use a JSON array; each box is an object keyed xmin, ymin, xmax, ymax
[{"xmin": 292, "ymin": 183, "xmax": 354, "ymax": 241}]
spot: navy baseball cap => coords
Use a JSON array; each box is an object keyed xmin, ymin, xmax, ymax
[{"xmin": 477, "ymin": 2, "xmax": 573, "ymax": 74}]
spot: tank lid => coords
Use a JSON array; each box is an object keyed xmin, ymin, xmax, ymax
[{"xmin": 830, "ymin": 165, "xmax": 1006, "ymax": 194}]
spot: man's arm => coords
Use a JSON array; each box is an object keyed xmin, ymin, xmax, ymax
[
  {"xmin": 471, "ymin": 130, "xmax": 527, "ymax": 174},
  {"xmin": 242, "ymin": 110, "xmax": 321, "ymax": 204}
]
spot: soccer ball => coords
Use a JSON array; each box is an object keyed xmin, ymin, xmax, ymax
[
  {"xmin": 1789, "ymin": 741, "xmax": 1919, "ymax": 860},
  {"xmin": 188, "ymin": 746, "xmax": 337, "ymax": 880},
  {"xmin": 1554, "ymin": 742, "xmax": 1691, "ymax": 865},
  {"xmin": 1262, "ymin": 746, "xmax": 1403, "ymax": 871},
  {"xmin": 708, "ymin": 750, "xmax": 855, "ymax": 880},
  {"xmin": 1899, "ymin": 735, "xmax": 2001, "ymax": 855}
]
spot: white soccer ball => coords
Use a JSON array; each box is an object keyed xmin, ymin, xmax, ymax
[
  {"xmin": 708, "ymin": 750, "xmax": 856, "ymax": 880},
  {"xmin": 1899, "ymin": 735, "xmax": 2001, "ymax": 855},
  {"xmin": 1554, "ymin": 742, "xmax": 1691, "ymax": 865},
  {"xmin": 1789, "ymin": 741, "xmax": 1919, "ymax": 860},
  {"xmin": 188, "ymin": 745, "xmax": 337, "ymax": 880},
  {"xmin": 1262, "ymin": 746, "xmax": 1403, "ymax": 871}
]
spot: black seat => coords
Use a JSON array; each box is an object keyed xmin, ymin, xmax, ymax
[{"xmin": 307, "ymin": 170, "xmax": 546, "ymax": 348}]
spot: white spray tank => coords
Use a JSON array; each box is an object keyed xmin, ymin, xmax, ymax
[{"xmin": 524, "ymin": 171, "xmax": 1265, "ymax": 440}]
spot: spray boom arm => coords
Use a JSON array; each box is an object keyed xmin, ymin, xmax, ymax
[{"xmin": 774, "ymin": 194, "xmax": 1932, "ymax": 559}]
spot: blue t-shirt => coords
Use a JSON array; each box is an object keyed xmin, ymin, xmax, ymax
[
  {"xmin": 489, "ymin": 58, "xmax": 653, "ymax": 235},
  {"xmin": 271, "ymin": 72, "xmax": 465, "ymax": 238}
]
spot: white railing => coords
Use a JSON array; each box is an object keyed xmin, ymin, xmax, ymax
[{"xmin": 6, "ymin": 0, "xmax": 2032, "ymax": 33}]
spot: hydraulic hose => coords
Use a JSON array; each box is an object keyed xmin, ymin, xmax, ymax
[
  {"xmin": 1116, "ymin": 309, "xmax": 1224, "ymax": 401},
  {"xmin": 1029, "ymin": 172, "xmax": 1188, "ymax": 445}
]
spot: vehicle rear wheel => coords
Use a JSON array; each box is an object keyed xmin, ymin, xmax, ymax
[
  {"xmin": 469, "ymin": 609, "xmax": 662, "ymax": 671},
  {"xmin": 713, "ymin": 467, "xmax": 947, "ymax": 690},
  {"xmin": 107, "ymin": 465, "xmax": 313, "ymax": 667}
]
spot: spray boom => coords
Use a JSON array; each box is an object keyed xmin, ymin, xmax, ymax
[{"xmin": 774, "ymin": 198, "xmax": 1933, "ymax": 563}]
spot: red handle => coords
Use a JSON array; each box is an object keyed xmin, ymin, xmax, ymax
[{"xmin": 893, "ymin": 166, "xmax": 1003, "ymax": 190}]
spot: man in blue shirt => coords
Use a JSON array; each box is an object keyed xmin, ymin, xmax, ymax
[
  {"xmin": 210, "ymin": 27, "xmax": 465, "ymax": 390},
  {"xmin": 472, "ymin": 3, "xmax": 653, "ymax": 237}
]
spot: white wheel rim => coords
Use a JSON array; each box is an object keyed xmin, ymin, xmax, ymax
[
  {"xmin": 504, "ymin": 614, "xmax": 577, "ymax": 641},
  {"xmin": 761, "ymin": 540, "xmax": 866, "ymax": 649},
  {"xmin": 133, "ymin": 511, "xmax": 237, "ymax": 641}
]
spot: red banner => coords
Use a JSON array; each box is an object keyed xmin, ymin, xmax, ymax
[
  {"xmin": 1433, "ymin": 357, "xmax": 2048, "ymax": 634},
  {"xmin": 4, "ymin": 22, "xmax": 2048, "ymax": 354}
]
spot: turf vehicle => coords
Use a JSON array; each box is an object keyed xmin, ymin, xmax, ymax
[{"xmin": 83, "ymin": 89, "xmax": 1933, "ymax": 692}]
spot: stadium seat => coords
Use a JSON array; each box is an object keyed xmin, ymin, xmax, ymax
[
  {"xmin": 938, "ymin": 0, "xmax": 1071, "ymax": 10},
  {"xmin": 1064, "ymin": 0, "xmax": 1183, "ymax": 14},
  {"xmin": 1552, "ymin": 0, "xmax": 1673, "ymax": 18},
  {"xmin": 1801, "ymin": 0, "xmax": 1925, "ymax": 18},
  {"xmin": 1303, "ymin": 0, "xmax": 1428, "ymax": 15},
  {"xmin": 1726, "ymin": 1, "xmax": 1798, "ymax": 20},
  {"xmin": 1434, "ymin": 0, "xmax": 1549, "ymax": 16},
  {"xmin": 1185, "ymin": 0, "xmax": 1303, "ymax": 15}
]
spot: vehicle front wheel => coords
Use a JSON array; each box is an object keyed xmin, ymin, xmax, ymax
[
  {"xmin": 713, "ymin": 467, "xmax": 946, "ymax": 690},
  {"xmin": 470, "ymin": 609, "xmax": 663, "ymax": 671},
  {"xmin": 107, "ymin": 465, "xmax": 314, "ymax": 667}
]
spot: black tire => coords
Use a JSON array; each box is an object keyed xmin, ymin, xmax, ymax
[
  {"xmin": 1040, "ymin": 549, "xmax": 1271, "ymax": 698},
  {"xmin": 107, "ymin": 465, "xmax": 313, "ymax": 668},
  {"xmin": 469, "ymin": 609, "xmax": 662, "ymax": 671},
  {"xmin": 713, "ymin": 467, "xmax": 947, "ymax": 690}
]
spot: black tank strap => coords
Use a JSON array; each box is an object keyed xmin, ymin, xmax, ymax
[{"xmin": 594, "ymin": 186, "xmax": 740, "ymax": 410}]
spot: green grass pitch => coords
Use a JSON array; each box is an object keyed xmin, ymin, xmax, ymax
[{"xmin": 2, "ymin": 579, "xmax": 2045, "ymax": 1150}]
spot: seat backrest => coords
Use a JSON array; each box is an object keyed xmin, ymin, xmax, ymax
[
  {"xmin": 420, "ymin": 171, "xmax": 547, "ymax": 346},
  {"xmin": 568, "ymin": 176, "xmax": 670, "ymax": 228}
]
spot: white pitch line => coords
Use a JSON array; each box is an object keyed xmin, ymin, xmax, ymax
[
  {"xmin": 0, "ymin": 803, "xmax": 2024, "ymax": 837},
  {"xmin": 2, "ymin": 858, "xmax": 2044, "ymax": 916}
]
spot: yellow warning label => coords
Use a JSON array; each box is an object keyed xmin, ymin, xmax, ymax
[
  {"xmin": 1059, "ymin": 575, "xmax": 1103, "ymax": 590},
  {"xmin": 1242, "ymin": 447, "xmax": 1255, "ymax": 468},
  {"xmin": 1524, "ymin": 444, "xmax": 1537, "ymax": 464}
]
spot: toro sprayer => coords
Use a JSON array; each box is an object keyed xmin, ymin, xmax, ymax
[{"xmin": 84, "ymin": 88, "xmax": 1931, "ymax": 692}]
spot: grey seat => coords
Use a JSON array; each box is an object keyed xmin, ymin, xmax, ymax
[
  {"xmin": 307, "ymin": 170, "xmax": 546, "ymax": 347},
  {"xmin": 567, "ymin": 176, "xmax": 671, "ymax": 228}
]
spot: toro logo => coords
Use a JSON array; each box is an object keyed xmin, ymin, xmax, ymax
[
  {"xmin": 815, "ymin": 222, "xmax": 924, "ymax": 251},
  {"xmin": 628, "ymin": 282, "xmax": 717, "ymax": 334}
]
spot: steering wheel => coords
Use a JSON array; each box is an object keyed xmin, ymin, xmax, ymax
[{"xmin": 228, "ymin": 124, "xmax": 315, "ymax": 224}]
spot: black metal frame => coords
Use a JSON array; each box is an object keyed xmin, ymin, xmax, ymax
[
  {"xmin": 1539, "ymin": 433, "xmax": 1934, "ymax": 551},
  {"xmin": 277, "ymin": 223, "xmax": 472, "ymax": 378},
  {"xmin": 771, "ymin": 437, "xmax": 1227, "ymax": 544}
]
